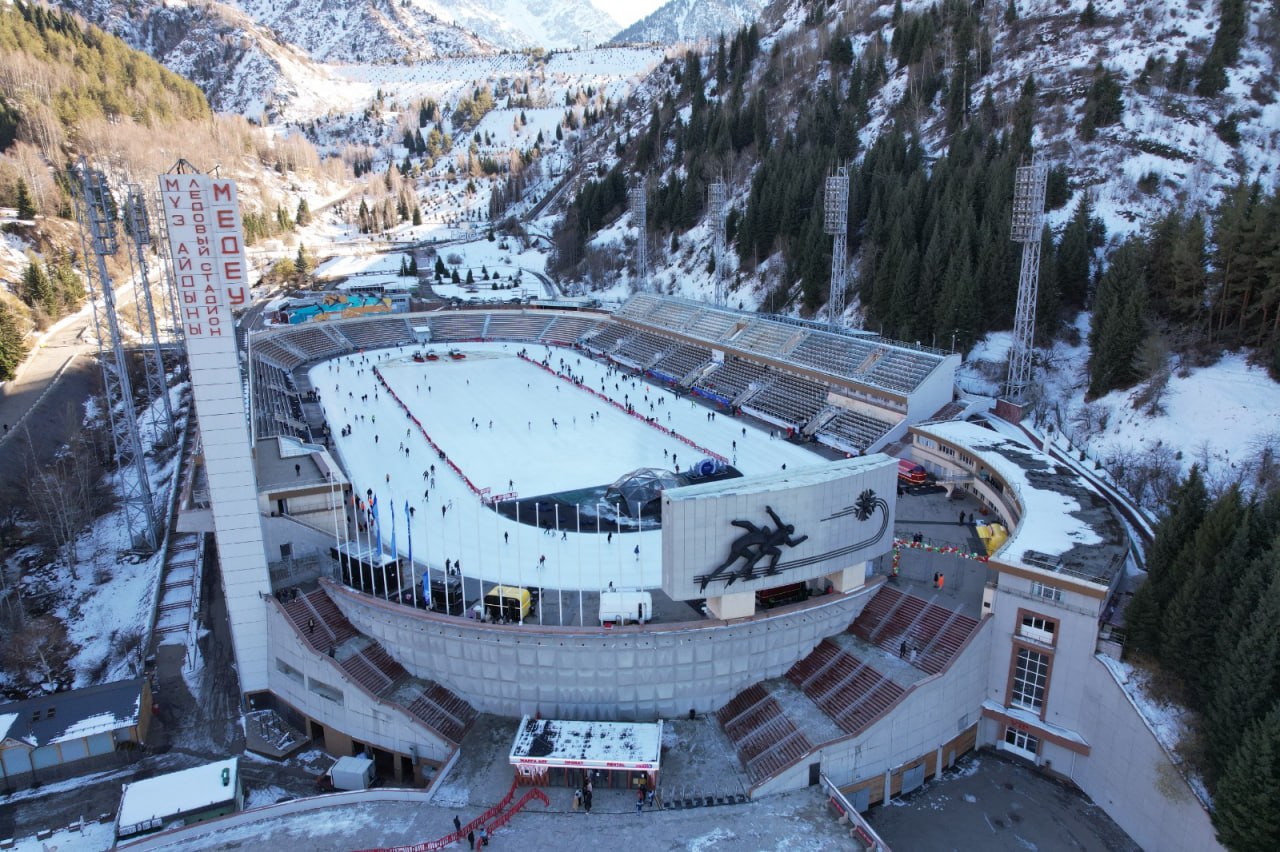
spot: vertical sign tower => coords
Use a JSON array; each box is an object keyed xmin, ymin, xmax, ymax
[
  {"xmin": 1005, "ymin": 157, "xmax": 1049, "ymax": 404},
  {"xmin": 159, "ymin": 166, "xmax": 272, "ymax": 695},
  {"xmin": 123, "ymin": 186, "xmax": 176, "ymax": 445},
  {"xmin": 824, "ymin": 164, "xmax": 851, "ymax": 329}
]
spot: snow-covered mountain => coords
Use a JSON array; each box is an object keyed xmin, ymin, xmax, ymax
[
  {"xmin": 53, "ymin": 0, "xmax": 620, "ymax": 114},
  {"xmin": 400, "ymin": 0, "xmax": 622, "ymax": 49},
  {"xmin": 612, "ymin": 0, "xmax": 763, "ymax": 44}
]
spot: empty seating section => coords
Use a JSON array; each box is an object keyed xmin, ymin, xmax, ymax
[
  {"xmin": 818, "ymin": 408, "xmax": 897, "ymax": 453},
  {"xmin": 613, "ymin": 330, "xmax": 671, "ymax": 368},
  {"xmin": 252, "ymin": 337, "xmax": 304, "ymax": 370},
  {"xmin": 742, "ymin": 373, "xmax": 828, "ymax": 427},
  {"xmin": 425, "ymin": 313, "xmax": 487, "ymax": 341},
  {"xmin": 582, "ymin": 322, "xmax": 630, "ymax": 354},
  {"xmin": 279, "ymin": 588, "xmax": 477, "ymax": 742},
  {"xmin": 650, "ymin": 344, "xmax": 711, "ymax": 382},
  {"xmin": 789, "ymin": 333, "xmax": 866, "ymax": 378},
  {"xmin": 284, "ymin": 325, "xmax": 352, "ymax": 361},
  {"xmin": 729, "ymin": 320, "xmax": 798, "ymax": 355},
  {"xmin": 540, "ymin": 314, "xmax": 602, "ymax": 344},
  {"xmin": 849, "ymin": 586, "xmax": 979, "ymax": 675},
  {"xmin": 483, "ymin": 312, "xmax": 549, "ymax": 340},
  {"xmin": 715, "ymin": 685, "xmax": 814, "ymax": 784},
  {"xmin": 684, "ymin": 310, "xmax": 741, "ymax": 341},
  {"xmin": 864, "ymin": 349, "xmax": 939, "ymax": 393},
  {"xmin": 614, "ymin": 293, "xmax": 663, "ymax": 322},
  {"xmin": 335, "ymin": 318, "xmax": 414, "ymax": 350},
  {"xmin": 252, "ymin": 359, "xmax": 310, "ymax": 442},
  {"xmin": 694, "ymin": 357, "xmax": 770, "ymax": 401}
]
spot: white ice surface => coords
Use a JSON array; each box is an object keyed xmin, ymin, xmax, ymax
[{"xmin": 311, "ymin": 342, "xmax": 824, "ymax": 593}]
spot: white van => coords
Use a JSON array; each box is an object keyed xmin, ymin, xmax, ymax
[{"xmin": 599, "ymin": 591, "xmax": 652, "ymax": 626}]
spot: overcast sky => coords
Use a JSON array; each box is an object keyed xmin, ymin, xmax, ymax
[{"xmin": 591, "ymin": 0, "xmax": 668, "ymax": 29}]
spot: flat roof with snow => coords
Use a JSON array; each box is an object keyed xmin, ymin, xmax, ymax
[
  {"xmin": 117, "ymin": 757, "xmax": 239, "ymax": 836},
  {"xmin": 913, "ymin": 421, "xmax": 1128, "ymax": 588},
  {"xmin": 509, "ymin": 716, "xmax": 662, "ymax": 771}
]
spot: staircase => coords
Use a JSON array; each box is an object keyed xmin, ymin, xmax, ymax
[
  {"xmin": 849, "ymin": 585, "xmax": 980, "ymax": 676},
  {"xmin": 281, "ymin": 588, "xmax": 478, "ymax": 744}
]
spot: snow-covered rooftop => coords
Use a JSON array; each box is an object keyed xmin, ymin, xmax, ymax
[
  {"xmin": 117, "ymin": 757, "xmax": 240, "ymax": 833},
  {"xmin": 509, "ymin": 716, "xmax": 662, "ymax": 769},
  {"xmin": 913, "ymin": 421, "xmax": 1128, "ymax": 588},
  {"xmin": 0, "ymin": 679, "xmax": 144, "ymax": 748}
]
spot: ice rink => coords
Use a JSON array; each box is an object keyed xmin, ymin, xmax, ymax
[{"xmin": 310, "ymin": 343, "xmax": 825, "ymax": 596}]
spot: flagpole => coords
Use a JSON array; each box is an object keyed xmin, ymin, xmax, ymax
[
  {"xmin": 406, "ymin": 500, "xmax": 417, "ymax": 608},
  {"xmin": 576, "ymin": 506, "xmax": 582, "ymax": 626},
  {"xmin": 555, "ymin": 503, "xmax": 562, "ymax": 627},
  {"xmin": 390, "ymin": 499, "xmax": 398, "ymax": 603}
]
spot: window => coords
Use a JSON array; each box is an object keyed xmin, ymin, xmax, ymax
[
  {"xmin": 1003, "ymin": 726, "xmax": 1039, "ymax": 760},
  {"xmin": 1011, "ymin": 647, "xmax": 1050, "ymax": 712},
  {"xmin": 307, "ymin": 677, "xmax": 344, "ymax": 705},
  {"xmin": 276, "ymin": 658, "xmax": 304, "ymax": 685},
  {"xmin": 940, "ymin": 444, "xmax": 957, "ymax": 457},
  {"xmin": 959, "ymin": 453, "xmax": 973, "ymax": 466},
  {"xmin": 1030, "ymin": 581, "xmax": 1063, "ymax": 603},
  {"xmin": 1019, "ymin": 614, "xmax": 1056, "ymax": 645}
]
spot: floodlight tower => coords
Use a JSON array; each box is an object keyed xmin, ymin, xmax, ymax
[
  {"xmin": 824, "ymin": 163, "xmax": 851, "ymax": 329},
  {"xmin": 1004, "ymin": 156, "xmax": 1050, "ymax": 403},
  {"xmin": 709, "ymin": 179, "xmax": 728, "ymax": 306},
  {"xmin": 630, "ymin": 176, "xmax": 650, "ymax": 291},
  {"xmin": 72, "ymin": 163, "xmax": 158, "ymax": 552},
  {"xmin": 123, "ymin": 185, "xmax": 175, "ymax": 444}
]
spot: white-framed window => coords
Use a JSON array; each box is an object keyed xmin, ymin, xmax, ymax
[
  {"xmin": 1011, "ymin": 647, "xmax": 1050, "ymax": 712},
  {"xmin": 1019, "ymin": 614, "xmax": 1056, "ymax": 645},
  {"xmin": 1030, "ymin": 581, "xmax": 1063, "ymax": 603},
  {"xmin": 1002, "ymin": 726, "xmax": 1040, "ymax": 761}
]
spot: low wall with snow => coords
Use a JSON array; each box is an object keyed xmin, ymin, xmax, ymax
[
  {"xmin": 1067, "ymin": 657, "xmax": 1221, "ymax": 852},
  {"xmin": 327, "ymin": 577, "xmax": 879, "ymax": 720}
]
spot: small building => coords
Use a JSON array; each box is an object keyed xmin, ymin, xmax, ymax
[
  {"xmin": 116, "ymin": 757, "xmax": 242, "ymax": 839},
  {"xmin": 509, "ymin": 716, "xmax": 662, "ymax": 791},
  {"xmin": 0, "ymin": 679, "xmax": 151, "ymax": 788}
]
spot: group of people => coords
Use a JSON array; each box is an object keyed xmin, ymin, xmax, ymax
[
  {"xmin": 453, "ymin": 813, "xmax": 489, "ymax": 848},
  {"xmin": 571, "ymin": 778, "xmax": 595, "ymax": 813}
]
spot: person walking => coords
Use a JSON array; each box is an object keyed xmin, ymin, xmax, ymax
[
  {"xmin": 478, "ymin": 825, "xmax": 488, "ymax": 846},
  {"xmin": 634, "ymin": 545, "xmax": 640, "ymax": 560},
  {"xmin": 899, "ymin": 640, "xmax": 908, "ymax": 659},
  {"xmin": 467, "ymin": 829, "xmax": 475, "ymax": 849},
  {"xmin": 453, "ymin": 815, "xmax": 462, "ymax": 833},
  {"xmin": 636, "ymin": 789, "xmax": 644, "ymax": 813},
  {"xmin": 307, "ymin": 617, "xmax": 315, "ymax": 634}
]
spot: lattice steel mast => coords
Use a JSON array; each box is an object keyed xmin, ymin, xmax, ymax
[
  {"xmin": 123, "ymin": 185, "xmax": 175, "ymax": 444},
  {"xmin": 72, "ymin": 162, "xmax": 158, "ymax": 552},
  {"xmin": 630, "ymin": 175, "xmax": 649, "ymax": 291},
  {"xmin": 709, "ymin": 179, "xmax": 728, "ymax": 306},
  {"xmin": 824, "ymin": 164, "xmax": 851, "ymax": 329},
  {"xmin": 1005, "ymin": 157, "xmax": 1049, "ymax": 402}
]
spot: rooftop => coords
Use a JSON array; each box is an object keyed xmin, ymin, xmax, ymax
[
  {"xmin": 0, "ymin": 678, "xmax": 144, "ymax": 748},
  {"xmin": 913, "ymin": 421, "xmax": 1129, "ymax": 588},
  {"xmin": 509, "ymin": 716, "xmax": 662, "ymax": 769},
  {"xmin": 117, "ymin": 757, "xmax": 239, "ymax": 832},
  {"xmin": 256, "ymin": 435, "xmax": 347, "ymax": 495}
]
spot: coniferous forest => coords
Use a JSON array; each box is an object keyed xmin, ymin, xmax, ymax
[{"xmin": 554, "ymin": 2, "xmax": 1280, "ymax": 395}]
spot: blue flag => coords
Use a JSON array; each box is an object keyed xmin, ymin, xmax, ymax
[
  {"xmin": 372, "ymin": 493, "xmax": 382, "ymax": 556},
  {"xmin": 390, "ymin": 499, "xmax": 398, "ymax": 566}
]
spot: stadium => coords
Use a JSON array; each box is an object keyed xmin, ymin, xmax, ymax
[{"xmin": 174, "ymin": 292, "xmax": 1215, "ymax": 850}]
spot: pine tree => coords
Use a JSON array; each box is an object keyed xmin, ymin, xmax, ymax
[
  {"xmin": 1197, "ymin": 0, "xmax": 1248, "ymax": 97},
  {"xmin": 1087, "ymin": 238, "xmax": 1146, "ymax": 396},
  {"xmin": 15, "ymin": 178, "xmax": 36, "ymax": 219},
  {"xmin": 294, "ymin": 245, "xmax": 311, "ymax": 282},
  {"xmin": 1212, "ymin": 701, "xmax": 1280, "ymax": 851},
  {"xmin": 1056, "ymin": 195, "xmax": 1093, "ymax": 309},
  {"xmin": 1206, "ymin": 553, "xmax": 1280, "ymax": 784},
  {"xmin": 1081, "ymin": 65, "xmax": 1124, "ymax": 141},
  {"xmin": 0, "ymin": 300, "xmax": 28, "ymax": 381},
  {"xmin": 1080, "ymin": 0, "xmax": 1097, "ymax": 26},
  {"xmin": 295, "ymin": 198, "xmax": 312, "ymax": 227}
]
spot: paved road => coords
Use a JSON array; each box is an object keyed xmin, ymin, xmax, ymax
[{"xmin": 0, "ymin": 309, "xmax": 99, "ymax": 494}]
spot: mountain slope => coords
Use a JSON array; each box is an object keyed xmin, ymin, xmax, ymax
[{"xmin": 612, "ymin": 0, "xmax": 764, "ymax": 44}]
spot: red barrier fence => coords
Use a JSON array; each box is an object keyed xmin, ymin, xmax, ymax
[{"xmin": 353, "ymin": 776, "xmax": 549, "ymax": 852}]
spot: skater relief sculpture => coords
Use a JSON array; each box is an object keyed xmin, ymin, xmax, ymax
[
  {"xmin": 698, "ymin": 506, "xmax": 807, "ymax": 591},
  {"xmin": 693, "ymin": 489, "xmax": 890, "ymax": 592}
]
